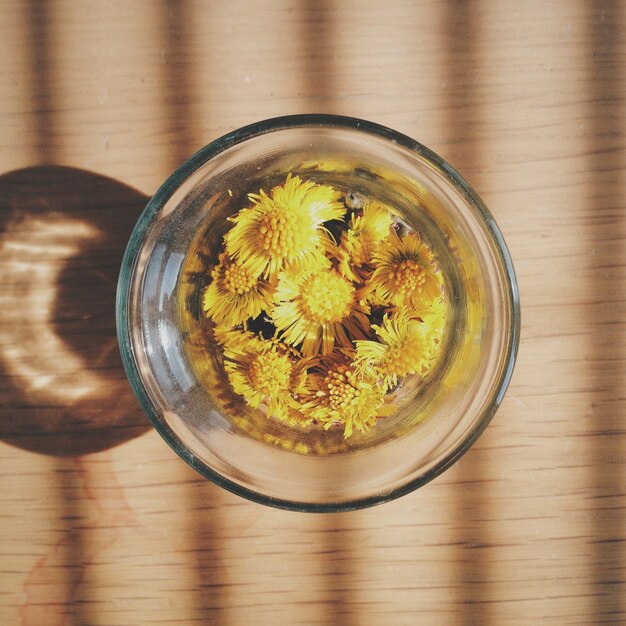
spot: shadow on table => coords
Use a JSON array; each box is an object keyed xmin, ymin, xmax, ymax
[
  {"xmin": 441, "ymin": 2, "xmax": 494, "ymax": 624},
  {"xmin": 587, "ymin": 2, "xmax": 626, "ymax": 621},
  {"xmin": 0, "ymin": 166, "xmax": 151, "ymax": 456},
  {"xmin": 11, "ymin": 2, "xmax": 230, "ymax": 624},
  {"xmin": 0, "ymin": 165, "xmax": 160, "ymax": 625}
]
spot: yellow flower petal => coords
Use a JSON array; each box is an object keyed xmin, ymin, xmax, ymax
[
  {"xmin": 221, "ymin": 333, "xmax": 309, "ymax": 422},
  {"xmin": 369, "ymin": 230, "xmax": 444, "ymax": 312},
  {"xmin": 336, "ymin": 201, "xmax": 394, "ymax": 282},
  {"xmin": 355, "ymin": 306, "xmax": 446, "ymax": 389},
  {"xmin": 202, "ymin": 253, "xmax": 275, "ymax": 327},
  {"xmin": 225, "ymin": 174, "xmax": 345, "ymax": 279},
  {"xmin": 271, "ymin": 267, "xmax": 370, "ymax": 357},
  {"xmin": 301, "ymin": 351, "xmax": 387, "ymax": 438},
  {"xmin": 194, "ymin": 173, "xmax": 448, "ymax": 441}
]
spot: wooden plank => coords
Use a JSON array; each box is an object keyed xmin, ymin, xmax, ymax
[{"xmin": 0, "ymin": 1, "xmax": 624, "ymax": 624}]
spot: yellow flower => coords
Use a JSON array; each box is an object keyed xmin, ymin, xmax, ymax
[
  {"xmin": 221, "ymin": 332, "xmax": 309, "ymax": 422},
  {"xmin": 225, "ymin": 174, "xmax": 345, "ymax": 278},
  {"xmin": 336, "ymin": 201, "xmax": 393, "ymax": 282},
  {"xmin": 202, "ymin": 253, "xmax": 275, "ymax": 326},
  {"xmin": 302, "ymin": 351, "xmax": 390, "ymax": 438},
  {"xmin": 355, "ymin": 307, "xmax": 445, "ymax": 389},
  {"xmin": 369, "ymin": 230, "xmax": 443, "ymax": 311},
  {"xmin": 271, "ymin": 267, "xmax": 370, "ymax": 357}
]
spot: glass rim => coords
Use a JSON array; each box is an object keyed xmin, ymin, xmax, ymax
[{"xmin": 116, "ymin": 113, "xmax": 521, "ymax": 513}]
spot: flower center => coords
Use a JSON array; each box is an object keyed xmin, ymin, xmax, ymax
[
  {"xmin": 258, "ymin": 207, "xmax": 314, "ymax": 258},
  {"xmin": 300, "ymin": 271, "xmax": 354, "ymax": 324},
  {"xmin": 222, "ymin": 260, "xmax": 258, "ymax": 295},
  {"xmin": 248, "ymin": 350, "xmax": 293, "ymax": 396},
  {"xmin": 323, "ymin": 364, "xmax": 361, "ymax": 411},
  {"xmin": 388, "ymin": 258, "xmax": 426, "ymax": 295}
]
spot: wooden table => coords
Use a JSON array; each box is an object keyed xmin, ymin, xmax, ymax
[{"xmin": 1, "ymin": 1, "xmax": 624, "ymax": 624}]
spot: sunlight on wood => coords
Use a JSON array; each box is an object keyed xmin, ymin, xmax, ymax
[
  {"xmin": 469, "ymin": 2, "xmax": 601, "ymax": 623},
  {"xmin": 75, "ymin": 441, "xmax": 208, "ymax": 624},
  {"xmin": 189, "ymin": 0, "xmax": 312, "ymax": 134},
  {"xmin": 0, "ymin": 4, "xmax": 41, "ymax": 169},
  {"xmin": 0, "ymin": 215, "xmax": 103, "ymax": 402},
  {"xmin": 310, "ymin": 0, "xmax": 449, "ymax": 144},
  {"xmin": 0, "ymin": 449, "xmax": 68, "ymax": 625},
  {"xmin": 343, "ymin": 491, "xmax": 461, "ymax": 623},
  {"xmin": 216, "ymin": 506, "xmax": 332, "ymax": 625},
  {"xmin": 0, "ymin": 1, "xmax": 624, "ymax": 624},
  {"xmin": 42, "ymin": 2, "xmax": 173, "ymax": 194}
]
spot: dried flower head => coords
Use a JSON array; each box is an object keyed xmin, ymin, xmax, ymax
[
  {"xmin": 355, "ymin": 307, "xmax": 445, "ymax": 389},
  {"xmin": 369, "ymin": 230, "xmax": 443, "ymax": 312},
  {"xmin": 225, "ymin": 174, "xmax": 345, "ymax": 278},
  {"xmin": 195, "ymin": 173, "xmax": 447, "ymax": 440},
  {"xmin": 336, "ymin": 201, "xmax": 393, "ymax": 282},
  {"xmin": 202, "ymin": 253, "xmax": 275, "ymax": 326},
  {"xmin": 221, "ymin": 332, "xmax": 309, "ymax": 423},
  {"xmin": 302, "ymin": 351, "xmax": 389, "ymax": 438},
  {"xmin": 271, "ymin": 267, "xmax": 370, "ymax": 357}
]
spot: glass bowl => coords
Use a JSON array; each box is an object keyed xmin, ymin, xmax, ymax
[{"xmin": 116, "ymin": 114, "xmax": 520, "ymax": 512}]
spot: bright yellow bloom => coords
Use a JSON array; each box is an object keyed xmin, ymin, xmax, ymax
[
  {"xmin": 221, "ymin": 332, "xmax": 309, "ymax": 422},
  {"xmin": 369, "ymin": 230, "xmax": 443, "ymax": 312},
  {"xmin": 202, "ymin": 253, "xmax": 275, "ymax": 326},
  {"xmin": 355, "ymin": 307, "xmax": 445, "ymax": 389},
  {"xmin": 225, "ymin": 174, "xmax": 345, "ymax": 278},
  {"xmin": 271, "ymin": 267, "xmax": 370, "ymax": 357},
  {"xmin": 336, "ymin": 201, "xmax": 393, "ymax": 282},
  {"xmin": 195, "ymin": 172, "xmax": 449, "ymax": 440},
  {"xmin": 302, "ymin": 351, "xmax": 388, "ymax": 438}
]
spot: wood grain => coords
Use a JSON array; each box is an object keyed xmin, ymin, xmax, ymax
[{"xmin": 1, "ymin": 1, "xmax": 624, "ymax": 624}]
